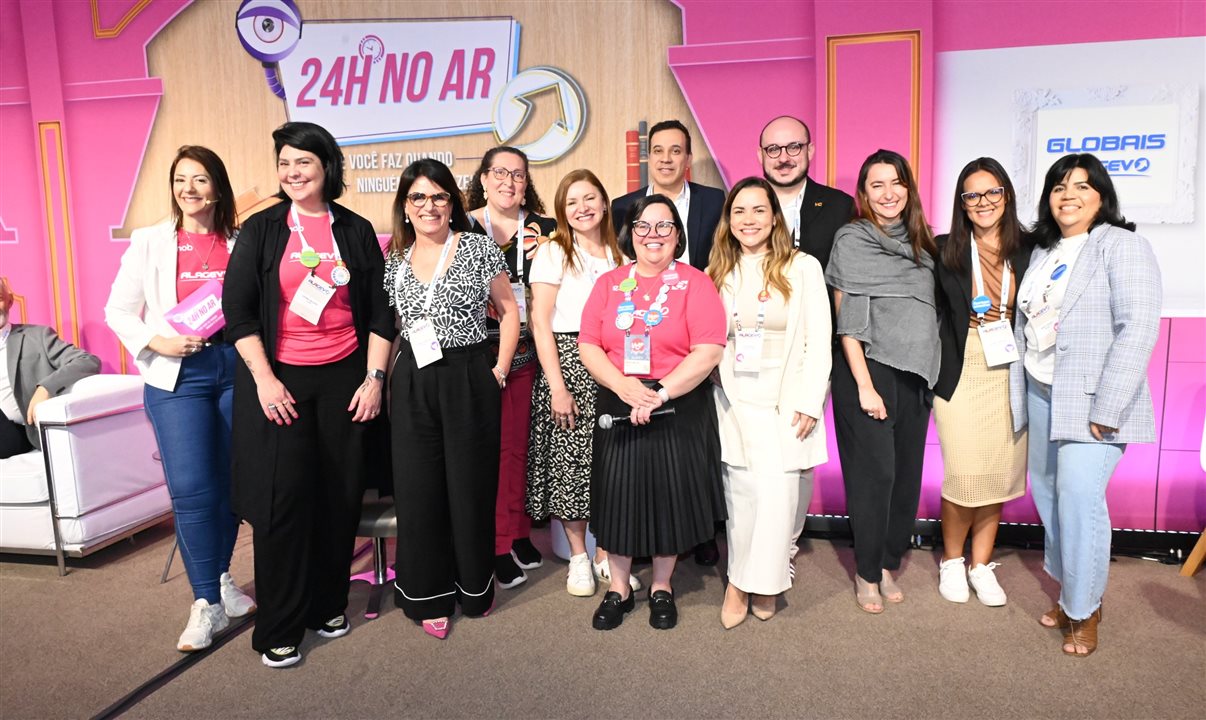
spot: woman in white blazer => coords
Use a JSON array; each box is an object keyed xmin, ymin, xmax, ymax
[
  {"xmin": 707, "ymin": 177, "xmax": 832, "ymax": 628},
  {"xmin": 1010, "ymin": 153, "xmax": 1161, "ymax": 657},
  {"xmin": 105, "ymin": 146, "xmax": 255, "ymax": 652}
]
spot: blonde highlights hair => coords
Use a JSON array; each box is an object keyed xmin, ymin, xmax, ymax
[{"xmin": 707, "ymin": 177, "xmax": 795, "ymax": 301}]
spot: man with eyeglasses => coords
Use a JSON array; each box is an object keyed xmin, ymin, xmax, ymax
[
  {"xmin": 759, "ymin": 116, "xmax": 854, "ymax": 272},
  {"xmin": 612, "ymin": 119, "xmax": 725, "ymax": 273}
]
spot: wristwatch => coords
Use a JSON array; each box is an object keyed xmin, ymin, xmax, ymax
[
  {"xmin": 651, "ymin": 382, "xmax": 670, "ymax": 403},
  {"xmin": 367, "ymin": 368, "xmax": 386, "ymax": 381}
]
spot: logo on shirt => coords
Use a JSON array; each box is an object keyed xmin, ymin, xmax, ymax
[
  {"xmin": 181, "ymin": 270, "xmax": 226, "ymax": 280},
  {"xmin": 289, "ymin": 251, "xmax": 337, "ymax": 262}
]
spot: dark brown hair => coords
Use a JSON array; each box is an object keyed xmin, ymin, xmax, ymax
[
  {"xmin": 855, "ymin": 149, "xmax": 935, "ymax": 264},
  {"xmin": 942, "ymin": 157, "xmax": 1024, "ymax": 272},
  {"xmin": 169, "ymin": 145, "xmax": 237, "ymax": 237}
]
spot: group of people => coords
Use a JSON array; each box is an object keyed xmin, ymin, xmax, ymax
[{"xmin": 95, "ymin": 113, "xmax": 1159, "ymax": 668}]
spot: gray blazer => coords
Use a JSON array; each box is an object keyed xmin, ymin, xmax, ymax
[
  {"xmin": 5, "ymin": 324, "xmax": 101, "ymax": 448},
  {"xmin": 1009, "ymin": 223, "xmax": 1162, "ymax": 444}
]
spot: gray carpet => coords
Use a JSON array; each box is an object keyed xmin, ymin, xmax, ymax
[{"xmin": 1, "ymin": 523, "xmax": 1202, "ymax": 719}]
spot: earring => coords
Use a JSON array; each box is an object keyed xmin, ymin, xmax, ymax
[{"xmin": 404, "ymin": 215, "xmax": 410, "ymax": 224}]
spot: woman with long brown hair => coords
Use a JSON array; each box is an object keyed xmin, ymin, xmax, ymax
[
  {"xmin": 707, "ymin": 177, "xmax": 831, "ymax": 628},
  {"xmin": 825, "ymin": 149, "xmax": 939, "ymax": 614}
]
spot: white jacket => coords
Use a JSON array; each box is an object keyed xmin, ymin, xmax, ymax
[
  {"xmin": 713, "ymin": 252, "xmax": 832, "ymax": 471},
  {"xmin": 104, "ymin": 221, "xmax": 235, "ymax": 391}
]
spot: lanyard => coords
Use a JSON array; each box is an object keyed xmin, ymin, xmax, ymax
[
  {"xmin": 289, "ymin": 204, "xmax": 341, "ymax": 271},
  {"xmin": 969, "ymin": 238, "xmax": 1010, "ymax": 325},
  {"xmin": 729, "ymin": 269, "xmax": 769, "ymax": 332},
  {"xmin": 401, "ymin": 231, "xmax": 455, "ymax": 316},
  {"xmin": 620, "ymin": 260, "xmax": 677, "ymax": 337},
  {"xmin": 576, "ymin": 239, "xmax": 618, "ymax": 282},
  {"xmin": 482, "ymin": 206, "xmax": 526, "ymax": 283}
]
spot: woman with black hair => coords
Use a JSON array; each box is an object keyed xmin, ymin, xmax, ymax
[
  {"xmin": 932, "ymin": 158, "xmax": 1031, "ymax": 607},
  {"xmin": 223, "ymin": 122, "xmax": 396, "ymax": 667},
  {"xmin": 825, "ymin": 149, "xmax": 939, "ymax": 614},
  {"xmin": 385, "ymin": 158, "xmax": 520, "ymax": 640},
  {"xmin": 465, "ymin": 146, "xmax": 556, "ymax": 588},
  {"xmin": 1010, "ymin": 153, "xmax": 1161, "ymax": 656}
]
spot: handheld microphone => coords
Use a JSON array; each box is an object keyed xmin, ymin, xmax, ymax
[{"xmin": 597, "ymin": 407, "xmax": 676, "ymax": 430}]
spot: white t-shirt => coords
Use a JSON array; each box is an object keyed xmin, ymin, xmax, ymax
[
  {"xmin": 0, "ymin": 325, "xmax": 24, "ymax": 424},
  {"xmin": 528, "ymin": 240, "xmax": 620, "ymax": 332},
  {"xmin": 1017, "ymin": 231, "xmax": 1089, "ymax": 384}
]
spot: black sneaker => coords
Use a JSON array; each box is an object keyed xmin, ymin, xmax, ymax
[
  {"xmin": 648, "ymin": 589, "xmax": 678, "ymax": 630},
  {"xmin": 511, "ymin": 537, "xmax": 544, "ymax": 570},
  {"xmin": 262, "ymin": 645, "xmax": 301, "ymax": 668},
  {"xmin": 592, "ymin": 590, "xmax": 635, "ymax": 630},
  {"xmin": 495, "ymin": 553, "xmax": 527, "ymax": 589},
  {"xmin": 315, "ymin": 615, "xmax": 349, "ymax": 639}
]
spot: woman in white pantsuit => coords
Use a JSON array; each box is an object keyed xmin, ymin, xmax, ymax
[{"xmin": 708, "ymin": 178, "xmax": 832, "ymax": 628}]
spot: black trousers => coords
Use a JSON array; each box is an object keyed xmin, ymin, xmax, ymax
[
  {"xmin": 251, "ymin": 353, "xmax": 367, "ymax": 653},
  {"xmin": 0, "ymin": 417, "xmax": 32, "ymax": 459},
  {"xmin": 831, "ymin": 348, "xmax": 930, "ymax": 583},
  {"xmin": 392, "ymin": 340, "xmax": 500, "ymax": 620}
]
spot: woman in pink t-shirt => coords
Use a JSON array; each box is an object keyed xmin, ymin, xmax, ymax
[{"xmin": 578, "ymin": 194, "xmax": 727, "ymax": 631}]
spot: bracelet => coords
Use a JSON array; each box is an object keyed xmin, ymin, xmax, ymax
[{"xmin": 493, "ymin": 366, "xmax": 507, "ymax": 387}]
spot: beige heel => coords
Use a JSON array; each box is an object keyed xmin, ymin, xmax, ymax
[
  {"xmin": 750, "ymin": 594, "xmax": 777, "ymax": 621},
  {"xmin": 855, "ymin": 576, "xmax": 884, "ymax": 614},
  {"xmin": 721, "ymin": 583, "xmax": 749, "ymax": 629}
]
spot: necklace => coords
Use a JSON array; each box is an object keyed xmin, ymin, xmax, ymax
[{"xmin": 183, "ymin": 229, "xmax": 219, "ymax": 271}]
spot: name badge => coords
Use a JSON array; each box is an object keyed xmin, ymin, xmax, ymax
[
  {"xmin": 977, "ymin": 319, "xmax": 1019, "ymax": 367},
  {"xmin": 734, "ymin": 328, "xmax": 764, "ymax": 372},
  {"xmin": 623, "ymin": 334, "xmax": 651, "ymax": 376},
  {"xmin": 409, "ymin": 318, "xmax": 443, "ymax": 368},
  {"xmin": 1025, "ymin": 301, "xmax": 1058, "ymax": 352},
  {"xmin": 288, "ymin": 273, "xmax": 335, "ymax": 325},
  {"xmin": 511, "ymin": 282, "xmax": 528, "ymax": 325}
]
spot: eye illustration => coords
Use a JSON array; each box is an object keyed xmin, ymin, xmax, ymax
[{"xmin": 235, "ymin": 0, "xmax": 303, "ymax": 63}]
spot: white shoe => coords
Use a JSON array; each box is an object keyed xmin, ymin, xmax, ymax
[
  {"xmin": 177, "ymin": 598, "xmax": 229, "ymax": 652},
  {"xmin": 593, "ymin": 557, "xmax": 642, "ymax": 592},
  {"xmin": 220, "ymin": 572, "xmax": 257, "ymax": 618},
  {"xmin": 938, "ymin": 557, "xmax": 970, "ymax": 603},
  {"xmin": 566, "ymin": 553, "xmax": 597, "ymax": 597},
  {"xmin": 968, "ymin": 562, "xmax": 1008, "ymax": 607}
]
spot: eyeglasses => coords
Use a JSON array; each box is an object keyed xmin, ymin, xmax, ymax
[
  {"xmin": 406, "ymin": 192, "xmax": 451, "ymax": 208},
  {"xmin": 762, "ymin": 142, "xmax": 809, "ymax": 158},
  {"xmin": 631, "ymin": 220, "xmax": 676, "ymax": 238},
  {"xmin": 960, "ymin": 187, "xmax": 1006, "ymax": 206},
  {"xmin": 488, "ymin": 167, "xmax": 527, "ymax": 182}
]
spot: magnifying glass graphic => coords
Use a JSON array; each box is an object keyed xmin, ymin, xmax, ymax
[{"xmin": 235, "ymin": 0, "xmax": 303, "ymax": 99}]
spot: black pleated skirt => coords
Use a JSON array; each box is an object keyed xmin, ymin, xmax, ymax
[{"xmin": 589, "ymin": 380, "xmax": 726, "ymax": 557}]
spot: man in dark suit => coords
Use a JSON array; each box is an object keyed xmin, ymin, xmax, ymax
[
  {"xmin": 759, "ymin": 116, "xmax": 853, "ymax": 575},
  {"xmin": 612, "ymin": 119, "xmax": 725, "ymax": 272},
  {"xmin": 759, "ymin": 115, "xmax": 854, "ymax": 272},
  {"xmin": 0, "ymin": 278, "xmax": 100, "ymax": 458}
]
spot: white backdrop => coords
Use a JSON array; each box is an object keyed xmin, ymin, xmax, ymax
[{"xmin": 933, "ymin": 36, "xmax": 1206, "ymax": 317}]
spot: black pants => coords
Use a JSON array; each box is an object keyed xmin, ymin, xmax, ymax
[
  {"xmin": 831, "ymin": 349, "xmax": 930, "ymax": 583},
  {"xmin": 392, "ymin": 341, "xmax": 500, "ymax": 620},
  {"xmin": 0, "ymin": 417, "xmax": 32, "ymax": 459},
  {"xmin": 251, "ymin": 353, "xmax": 367, "ymax": 653}
]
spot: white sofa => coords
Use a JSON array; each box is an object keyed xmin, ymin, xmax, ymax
[{"xmin": 0, "ymin": 374, "xmax": 172, "ymax": 574}]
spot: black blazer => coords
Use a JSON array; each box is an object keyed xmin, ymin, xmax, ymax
[
  {"xmin": 222, "ymin": 200, "xmax": 397, "ymax": 525},
  {"xmin": 795, "ymin": 179, "xmax": 855, "ymax": 272},
  {"xmin": 611, "ymin": 182, "xmax": 725, "ymax": 271},
  {"xmin": 933, "ymin": 232, "xmax": 1033, "ymax": 401}
]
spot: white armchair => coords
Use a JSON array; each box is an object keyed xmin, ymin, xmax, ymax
[{"xmin": 0, "ymin": 374, "xmax": 172, "ymax": 574}]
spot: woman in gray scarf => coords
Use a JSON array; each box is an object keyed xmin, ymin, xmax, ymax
[{"xmin": 825, "ymin": 149, "xmax": 939, "ymax": 614}]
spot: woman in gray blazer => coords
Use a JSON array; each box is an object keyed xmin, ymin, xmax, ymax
[{"xmin": 1010, "ymin": 153, "xmax": 1161, "ymax": 657}]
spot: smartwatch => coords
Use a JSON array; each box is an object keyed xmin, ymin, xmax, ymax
[
  {"xmin": 651, "ymin": 382, "xmax": 670, "ymax": 404},
  {"xmin": 367, "ymin": 368, "xmax": 386, "ymax": 381}
]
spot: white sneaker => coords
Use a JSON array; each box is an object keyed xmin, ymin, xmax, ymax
[
  {"xmin": 220, "ymin": 572, "xmax": 257, "ymax": 618},
  {"xmin": 938, "ymin": 557, "xmax": 970, "ymax": 603},
  {"xmin": 566, "ymin": 553, "xmax": 597, "ymax": 597},
  {"xmin": 593, "ymin": 557, "xmax": 642, "ymax": 592},
  {"xmin": 968, "ymin": 562, "xmax": 1008, "ymax": 607},
  {"xmin": 177, "ymin": 598, "xmax": 230, "ymax": 652}
]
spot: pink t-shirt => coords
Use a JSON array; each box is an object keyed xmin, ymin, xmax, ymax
[
  {"xmin": 579, "ymin": 262, "xmax": 726, "ymax": 379},
  {"xmin": 175, "ymin": 229, "xmax": 230, "ymax": 303},
  {"xmin": 276, "ymin": 212, "xmax": 357, "ymax": 365}
]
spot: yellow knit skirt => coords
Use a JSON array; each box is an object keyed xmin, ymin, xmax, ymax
[{"xmin": 933, "ymin": 330, "xmax": 1027, "ymax": 507}]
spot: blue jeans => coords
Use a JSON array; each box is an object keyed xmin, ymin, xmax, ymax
[
  {"xmin": 144, "ymin": 344, "xmax": 239, "ymax": 604},
  {"xmin": 1026, "ymin": 376, "xmax": 1124, "ymax": 620}
]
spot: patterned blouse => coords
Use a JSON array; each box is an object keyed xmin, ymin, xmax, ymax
[{"xmin": 384, "ymin": 232, "xmax": 507, "ymax": 348}]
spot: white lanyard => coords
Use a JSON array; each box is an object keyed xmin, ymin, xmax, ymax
[
  {"xmin": 289, "ymin": 204, "xmax": 342, "ymax": 268},
  {"xmin": 969, "ymin": 238, "xmax": 1010, "ymax": 326},
  {"xmin": 577, "ymin": 241, "xmax": 618, "ymax": 282},
  {"xmin": 483, "ymin": 206, "xmax": 526, "ymax": 283},
  {"xmin": 729, "ymin": 269, "xmax": 769, "ymax": 332},
  {"xmin": 402, "ymin": 231, "xmax": 455, "ymax": 316}
]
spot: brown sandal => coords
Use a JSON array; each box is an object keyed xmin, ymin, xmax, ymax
[
  {"xmin": 1061, "ymin": 607, "xmax": 1103, "ymax": 657},
  {"xmin": 1039, "ymin": 605, "xmax": 1070, "ymax": 629}
]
